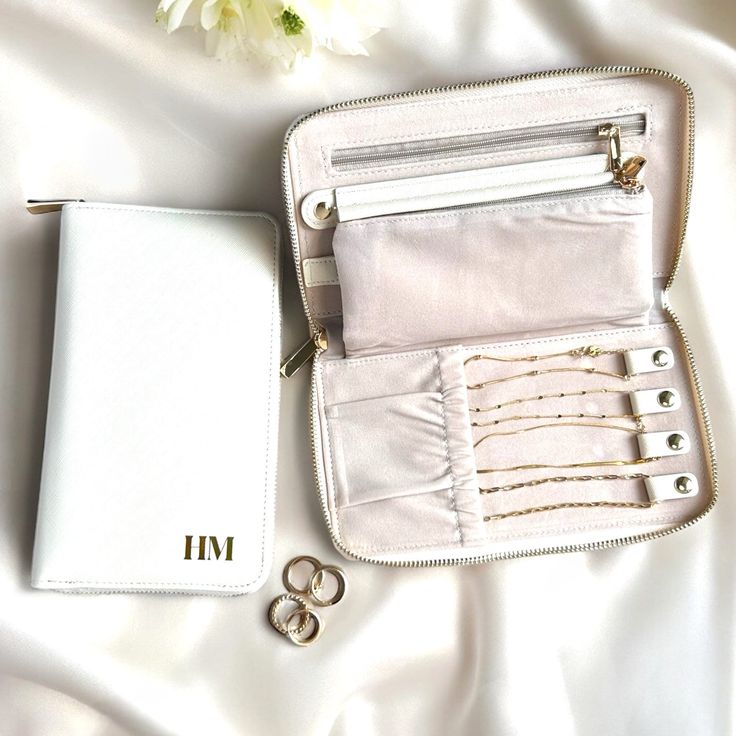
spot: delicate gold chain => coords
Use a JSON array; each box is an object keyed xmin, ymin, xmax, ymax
[
  {"xmin": 477, "ymin": 457, "xmax": 659, "ymax": 474},
  {"xmin": 480, "ymin": 472, "xmax": 651, "ymax": 494},
  {"xmin": 484, "ymin": 499, "xmax": 654, "ymax": 521},
  {"xmin": 471, "ymin": 412, "xmax": 641, "ymax": 427},
  {"xmin": 467, "ymin": 366, "xmax": 630, "ymax": 390},
  {"xmin": 467, "ymin": 345, "xmax": 659, "ymax": 520},
  {"xmin": 464, "ymin": 345, "xmax": 625, "ymax": 366},
  {"xmin": 469, "ymin": 387, "xmax": 631, "ymax": 413},
  {"xmin": 473, "ymin": 420, "xmax": 644, "ymax": 449}
]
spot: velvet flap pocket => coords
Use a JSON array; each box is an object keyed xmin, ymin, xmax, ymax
[{"xmin": 332, "ymin": 188, "xmax": 654, "ymax": 357}]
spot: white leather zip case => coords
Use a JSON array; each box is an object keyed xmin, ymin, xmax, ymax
[
  {"xmin": 31, "ymin": 203, "xmax": 281, "ymax": 594},
  {"xmin": 281, "ymin": 67, "xmax": 718, "ymax": 565}
]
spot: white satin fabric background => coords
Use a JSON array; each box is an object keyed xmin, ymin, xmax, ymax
[{"xmin": 0, "ymin": 1, "xmax": 734, "ymax": 734}]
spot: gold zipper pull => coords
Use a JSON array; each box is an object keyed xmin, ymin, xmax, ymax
[
  {"xmin": 280, "ymin": 328, "xmax": 328, "ymax": 378},
  {"xmin": 619, "ymin": 154, "xmax": 647, "ymax": 182},
  {"xmin": 599, "ymin": 122, "xmax": 623, "ymax": 174},
  {"xmin": 598, "ymin": 124, "xmax": 647, "ymax": 191},
  {"xmin": 26, "ymin": 199, "xmax": 85, "ymax": 214}
]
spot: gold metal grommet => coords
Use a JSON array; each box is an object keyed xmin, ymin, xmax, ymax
[
  {"xmin": 675, "ymin": 476, "xmax": 693, "ymax": 494},
  {"xmin": 308, "ymin": 565, "xmax": 347, "ymax": 607},
  {"xmin": 268, "ymin": 593, "xmax": 310, "ymax": 636},
  {"xmin": 283, "ymin": 555, "xmax": 323, "ymax": 596},
  {"xmin": 657, "ymin": 390, "xmax": 675, "ymax": 408},
  {"xmin": 314, "ymin": 201, "xmax": 333, "ymax": 220},
  {"xmin": 285, "ymin": 607, "xmax": 323, "ymax": 647}
]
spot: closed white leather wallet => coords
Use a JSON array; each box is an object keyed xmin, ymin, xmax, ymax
[{"xmin": 31, "ymin": 203, "xmax": 281, "ymax": 594}]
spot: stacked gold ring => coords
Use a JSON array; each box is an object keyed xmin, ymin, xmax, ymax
[
  {"xmin": 283, "ymin": 556, "xmax": 348, "ymax": 606},
  {"xmin": 269, "ymin": 556, "xmax": 347, "ymax": 647}
]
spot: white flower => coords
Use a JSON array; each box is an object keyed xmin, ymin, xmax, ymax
[
  {"xmin": 155, "ymin": 0, "xmax": 388, "ymax": 69},
  {"xmin": 286, "ymin": 0, "xmax": 386, "ymax": 56}
]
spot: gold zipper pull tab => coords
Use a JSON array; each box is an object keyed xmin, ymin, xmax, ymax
[
  {"xmin": 598, "ymin": 124, "xmax": 647, "ymax": 191},
  {"xmin": 619, "ymin": 154, "xmax": 647, "ymax": 182},
  {"xmin": 26, "ymin": 199, "xmax": 85, "ymax": 214},
  {"xmin": 599, "ymin": 123, "xmax": 623, "ymax": 174},
  {"xmin": 280, "ymin": 328, "xmax": 328, "ymax": 378}
]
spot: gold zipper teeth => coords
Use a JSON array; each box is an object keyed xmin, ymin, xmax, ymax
[{"xmin": 287, "ymin": 66, "xmax": 718, "ymax": 567}]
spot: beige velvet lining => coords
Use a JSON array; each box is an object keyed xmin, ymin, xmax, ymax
[
  {"xmin": 333, "ymin": 189, "xmax": 654, "ymax": 357},
  {"xmin": 313, "ymin": 323, "xmax": 712, "ymax": 560},
  {"xmin": 291, "ymin": 71, "xmax": 711, "ymax": 563}
]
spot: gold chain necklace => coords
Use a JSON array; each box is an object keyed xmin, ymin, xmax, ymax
[
  {"xmin": 480, "ymin": 472, "xmax": 651, "ymax": 494},
  {"xmin": 471, "ymin": 412, "xmax": 643, "ymax": 428},
  {"xmin": 465, "ymin": 345, "xmax": 632, "ymax": 390},
  {"xmin": 476, "ymin": 456, "xmax": 659, "ymax": 473},
  {"xmin": 473, "ymin": 420, "xmax": 644, "ymax": 449},
  {"xmin": 469, "ymin": 387, "xmax": 631, "ymax": 413},
  {"xmin": 484, "ymin": 499, "xmax": 654, "ymax": 522}
]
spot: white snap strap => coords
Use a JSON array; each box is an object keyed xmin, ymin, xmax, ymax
[
  {"xmin": 629, "ymin": 387, "xmax": 681, "ymax": 415},
  {"xmin": 637, "ymin": 429, "xmax": 690, "ymax": 459},
  {"xmin": 301, "ymin": 189, "xmax": 337, "ymax": 229},
  {"xmin": 645, "ymin": 473, "xmax": 699, "ymax": 502},
  {"xmin": 624, "ymin": 346, "xmax": 674, "ymax": 376}
]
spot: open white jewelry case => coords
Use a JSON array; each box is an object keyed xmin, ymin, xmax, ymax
[{"xmin": 281, "ymin": 66, "xmax": 718, "ymax": 565}]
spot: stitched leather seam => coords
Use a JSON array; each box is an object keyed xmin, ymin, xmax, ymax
[
  {"xmin": 303, "ymin": 256, "xmax": 337, "ymax": 265},
  {"xmin": 333, "ymin": 155, "xmax": 620, "ymax": 198},
  {"xmin": 315, "ymin": 361, "xmax": 344, "ymax": 541},
  {"xmin": 344, "ymin": 511, "xmax": 685, "ymax": 556},
  {"xmin": 321, "ymin": 324, "xmax": 670, "ymax": 369},
  {"xmin": 292, "ymin": 82, "xmax": 651, "ymax": 146},
  {"xmin": 483, "ymin": 512, "xmax": 686, "ymax": 543},
  {"xmin": 434, "ymin": 350, "xmax": 463, "ymax": 547},
  {"xmin": 339, "ymin": 192, "xmax": 649, "ymax": 231},
  {"xmin": 322, "ymin": 346, "xmax": 464, "ymax": 369}
]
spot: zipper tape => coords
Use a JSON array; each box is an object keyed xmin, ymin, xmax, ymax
[{"xmin": 331, "ymin": 113, "xmax": 646, "ymax": 170}]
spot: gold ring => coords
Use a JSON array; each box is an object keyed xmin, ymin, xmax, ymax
[
  {"xmin": 283, "ymin": 555, "xmax": 323, "ymax": 595},
  {"xmin": 308, "ymin": 564, "xmax": 347, "ymax": 607},
  {"xmin": 285, "ymin": 607, "xmax": 323, "ymax": 647},
  {"xmin": 268, "ymin": 593, "xmax": 310, "ymax": 636}
]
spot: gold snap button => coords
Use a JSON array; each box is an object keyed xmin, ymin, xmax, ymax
[
  {"xmin": 666, "ymin": 433, "xmax": 685, "ymax": 451},
  {"xmin": 314, "ymin": 202, "xmax": 333, "ymax": 220},
  {"xmin": 652, "ymin": 350, "xmax": 670, "ymax": 367}
]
